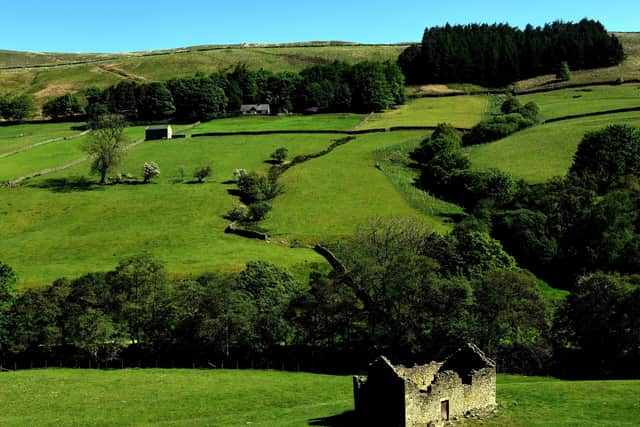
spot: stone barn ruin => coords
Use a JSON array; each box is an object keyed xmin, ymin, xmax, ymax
[{"xmin": 353, "ymin": 343, "xmax": 496, "ymax": 426}]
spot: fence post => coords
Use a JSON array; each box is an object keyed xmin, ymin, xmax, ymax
[
  {"xmin": 45, "ymin": 360, "xmax": 48, "ymax": 369},
  {"xmin": 171, "ymin": 360, "xmax": 174, "ymax": 369}
]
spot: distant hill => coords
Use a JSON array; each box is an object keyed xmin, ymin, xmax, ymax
[{"xmin": 0, "ymin": 42, "xmax": 409, "ymax": 107}]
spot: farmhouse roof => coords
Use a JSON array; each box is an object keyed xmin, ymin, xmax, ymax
[
  {"xmin": 241, "ymin": 104, "xmax": 270, "ymax": 112},
  {"xmin": 146, "ymin": 124, "xmax": 172, "ymax": 130}
]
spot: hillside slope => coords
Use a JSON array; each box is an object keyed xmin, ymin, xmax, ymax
[{"xmin": 0, "ymin": 43, "xmax": 407, "ymax": 105}]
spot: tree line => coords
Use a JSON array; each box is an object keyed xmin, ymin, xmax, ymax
[
  {"xmin": 2, "ymin": 208, "xmax": 638, "ymax": 377},
  {"xmin": 399, "ymin": 19, "xmax": 624, "ymax": 86},
  {"xmin": 32, "ymin": 61, "xmax": 404, "ymax": 123}
]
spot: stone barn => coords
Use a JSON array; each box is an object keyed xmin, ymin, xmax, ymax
[
  {"xmin": 241, "ymin": 104, "xmax": 270, "ymax": 115},
  {"xmin": 145, "ymin": 124, "xmax": 173, "ymax": 140},
  {"xmin": 353, "ymin": 343, "xmax": 496, "ymax": 426}
]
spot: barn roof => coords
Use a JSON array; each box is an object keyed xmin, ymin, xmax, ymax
[{"xmin": 146, "ymin": 124, "xmax": 172, "ymax": 130}]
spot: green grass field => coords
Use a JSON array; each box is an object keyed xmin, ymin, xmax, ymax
[
  {"xmin": 1, "ymin": 133, "xmax": 341, "ymax": 287},
  {"xmin": 518, "ymin": 84, "xmax": 640, "ymax": 121},
  {"xmin": 262, "ymin": 131, "xmax": 452, "ymax": 242},
  {"xmin": 465, "ymin": 111, "xmax": 640, "ymax": 183},
  {"xmin": 0, "ymin": 370, "xmax": 637, "ymax": 426},
  {"xmin": 0, "ymin": 122, "xmax": 84, "ymax": 155},
  {"xmin": 183, "ymin": 113, "xmax": 365, "ymax": 134},
  {"xmin": 0, "ymin": 126, "xmax": 146, "ymax": 183},
  {"xmin": 360, "ymin": 96, "xmax": 488, "ymax": 130}
]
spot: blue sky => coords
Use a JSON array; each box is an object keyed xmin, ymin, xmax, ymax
[{"xmin": 2, "ymin": 0, "xmax": 639, "ymax": 52}]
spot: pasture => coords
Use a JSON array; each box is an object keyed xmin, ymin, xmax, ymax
[
  {"xmin": 182, "ymin": 113, "xmax": 365, "ymax": 134},
  {"xmin": 518, "ymin": 84, "xmax": 640, "ymax": 121},
  {"xmin": 360, "ymin": 95, "xmax": 487, "ymax": 130},
  {"xmin": 0, "ymin": 126, "xmax": 146, "ymax": 183},
  {"xmin": 0, "ymin": 122, "xmax": 84, "ymax": 155},
  {"xmin": 465, "ymin": 111, "xmax": 640, "ymax": 183},
  {"xmin": 1, "ymin": 133, "xmax": 341, "ymax": 287},
  {"xmin": 262, "ymin": 131, "xmax": 451, "ymax": 243},
  {"xmin": 0, "ymin": 370, "xmax": 638, "ymax": 426}
]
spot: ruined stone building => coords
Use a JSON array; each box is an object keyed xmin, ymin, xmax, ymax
[{"xmin": 353, "ymin": 343, "xmax": 496, "ymax": 426}]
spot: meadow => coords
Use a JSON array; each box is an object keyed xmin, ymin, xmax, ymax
[
  {"xmin": 262, "ymin": 131, "xmax": 452, "ymax": 243},
  {"xmin": 0, "ymin": 122, "xmax": 84, "ymax": 155},
  {"xmin": 465, "ymin": 111, "xmax": 640, "ymax": 183},
  {"xmin": 0, "ymin": 369, "xmax": 637, "ymax": 426},
  {"xmin": 182, "ymin": 113, "xmax": 365, "ymax": 133},
  {"xmin": 360, "ymin": 95, "xmax": 487, "ymax": 129},
  {"xmin": 518, "ymin": 84, "xmax": 640, "ymax": 121},
  {"xmin": 1, "ymin": 133, "xmax": 342, "ymax": 287}
]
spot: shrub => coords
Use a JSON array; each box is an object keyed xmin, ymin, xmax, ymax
[
  {"xmin": 500, "ymin": 96, "xmax": 522, "ymax": 114},
  {"xmin": 556, "ymin": 61, "xmax": 571, "ymax": 81},
  {"xmin": 233, "ymin": 168, "xmax": 247, "ymax": 181},
  {"xmin": 270, "ymin": 147, "xmax": 289, "ymax": 163},
  {"xmin": 226, "ymin": 205, "xmax": 249, "ymax": 222},
  {"xmin": 143, "ymin": 162, "xmax": 160, "ymax": 183},
  {"xmin": 462, "ymin": 113, "xmax": 536, "ymax": 146},
  {"xmin": 194, "ymin": 165, "xmax": 212, "ymax": 183},
  {"xmin": 237, "ymin": 172, "xmax": 282, "ymax": 203},
  {"xmin": 248, "ymin": 201, "xmax": 272, "ymax": 221}
]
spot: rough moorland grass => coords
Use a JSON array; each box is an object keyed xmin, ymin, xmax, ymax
[
  {"xmin": 519, "ymin": 84, "xmax": 640, "ymax": 121},
  {"xmin": 1, "ymin": 134, "xmax": 337, "ymax": 288},
  {"xmin": 0, "ymin": 126, "xmax": 146, "ymax": 182},
  {"xmin": 465, "ymin": 111, "xmax": 640, "ymax": 183},
  {"xmin": 0, "ymin": 45, "xmax": 406, "ymax": 108},
  {"xmin": 183, "ymin": 113, "xmax": 365, "ymax": 134},
  {"xmin": 0, "ymin": 370, "xmax": 638, "ymax": 427},
  {"xmin": 262, "ymin": 131, "xmax": 450, "ymax": 243},
  {"xmin": 360, "ymin": 96, "xmax": 488, "ymax": 130},
  {"xmin": 0, "ymin": 122, "xmax": 84, "ymax": 155},
  {"xmin": 116, "ymin": 45, "xmax": 407, "ymax": 80},
  {"xmin": 514, "ymin": 32, "xmax": 640, "ymax": 91}
]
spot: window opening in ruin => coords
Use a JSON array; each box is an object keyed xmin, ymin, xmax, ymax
[{"xmin": 441, "ymin": 400, "xmax": 449, "ymax": 421}]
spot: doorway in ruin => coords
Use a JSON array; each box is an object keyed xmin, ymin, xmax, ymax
[{"xmin": 441, "ymin": 400, "xmax": 449, "ymax": 421}]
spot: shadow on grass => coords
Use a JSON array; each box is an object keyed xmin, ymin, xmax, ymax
[
  {"xmin": 31, "ymin": 177, "xmax": 97, "ymax": 193},
  {"xmin": 308, "ymin": 411, "xmax": 360, "ymax": 426}
]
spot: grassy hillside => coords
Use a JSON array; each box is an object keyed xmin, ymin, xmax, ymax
[
  {"xmin": 1, "ymin": 132, "xmax": 342, "ymax": 287},
  {"xmin": 514, "ymin": 32, "xmax": 640, "ymax": 91},
  {"xmin": 262, "ymin": 131, "xmax": 453, "ymax": 242},
  {"xmin": 518, "ymin": 84, "xmax": 640, "ymax": 121},
  {"xmin": 0, "ymin": 370, "xmax": 637, "ymax": 426},
  {"xmin": 183, "ymin": 113, "xmax": 365, "ymax": 133},
  {"xmin": 360, "ymin": 95, "xmax": 487, "ymax": 129},
  {"xmin": 0, "ymin": 44, "xmax": 406, "ymax": 105},
  {"xmin": 465, "ymin": 111, "xmax": 640, "ymax": 183},
  {"xmin": 0, "ymin": 122, "xmax": 84, "ymax": 155}
]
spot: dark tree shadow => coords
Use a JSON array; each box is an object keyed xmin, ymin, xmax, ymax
[
  {"xmin": 308, "ymin": 411, "xmax": 361, "ymax": 426},
  {"xmin": 221, "ymin": 180, "xmax": 236, "ymax": 185},
  {"xmin": 31, "ymin": 177, "xmax": 97, "ymax": 193},
  {"xmin": 263, "ymin": 159, "xmax": 281, "ymax": 165},
  {"xmin": 227, "ymin": 188, "xmax": 243, "ymax": 197}
]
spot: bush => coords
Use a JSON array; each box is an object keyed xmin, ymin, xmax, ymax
[
  {"xmin": 143, "ymin": 162, "xmax": 160, "ymax": 183},
  {"xmin": 270, "ymin": 147, "xmax": 289, "ymax": 163},
  {"xmin": 557, "ymin": 61, "xmax": 571, "ymax": 81},
  {"xmin": 233, "ymin": 168, "xmax": 247, "ymax": 181},
  {"xmin": 463, "ymin": 113, "xmax": 536, "ymax": 146},
  {"xmin": 237, "ymin": 172, "xmax": 282, "ymax": 203},
  {"xmin": 248, "ymin": 201, "xmax": 272, "ymax": 221},
  {"xmin": 226, "ymin": 205, "xmax": 249, "ymax": 222},
  {"xmin": 194, "ymin": 165, "xmax": 212, "ymax": 183},
  {"xmin": 500, "ymin": 96, "xmax": 522, "ymax": 114}
]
